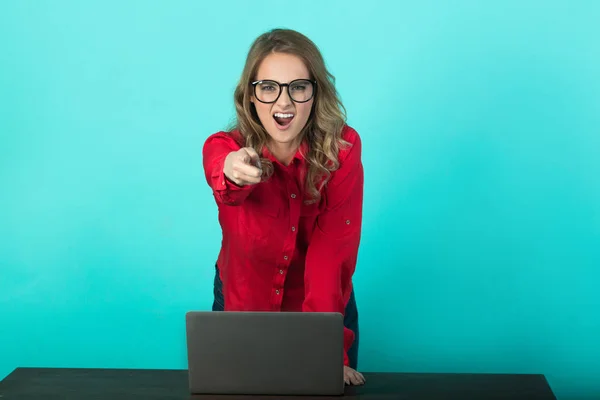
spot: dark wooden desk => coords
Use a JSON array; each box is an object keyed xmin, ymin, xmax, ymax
[{"xmin": 0, "ymin": 367, "xmax": 556, "ymax": 399}]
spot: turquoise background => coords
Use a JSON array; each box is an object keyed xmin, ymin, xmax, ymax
[{"xmin": 1, "ymin": 1, "xmax": 599, "ymax": 398}]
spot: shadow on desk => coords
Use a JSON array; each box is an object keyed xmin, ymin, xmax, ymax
[{"xmin": 0, "ymin": 367, "xmax": 556, "ymax": 399}]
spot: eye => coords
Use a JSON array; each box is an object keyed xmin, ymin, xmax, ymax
[
  {"xmin": 290, "ymin": 84, "xmax": 306, "ymax": 92},
  {"xmin": 260, "ymin": 85, "xmax": 275, "ymax": 92},
  {"xmin": 258, "ymin": 81, "xmax": 279, "ymax": 92}
]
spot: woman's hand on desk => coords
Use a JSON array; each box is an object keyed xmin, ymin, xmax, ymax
[{"xmin": 344, "ymin": 366, "xmax": 365, "ymax": 385}]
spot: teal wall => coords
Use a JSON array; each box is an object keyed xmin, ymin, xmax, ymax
[{"xmin": 1, "ymin": 1, "xmax": 598, "ymax": 398}]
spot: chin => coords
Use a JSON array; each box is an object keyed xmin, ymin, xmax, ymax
[{"xmin": 266, "ymin": 124, "xmax": 302, "ymax": 144}]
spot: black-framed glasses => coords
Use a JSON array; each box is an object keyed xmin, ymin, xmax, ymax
[{"xmin": 251, "ymin": 79, "xmax": 316, "ymax": 104}]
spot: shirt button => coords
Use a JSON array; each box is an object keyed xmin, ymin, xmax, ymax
[
  {"xmin": 290, "ymin": 193, "xmax": 296, "ymax": 199},
  {"xmin": 279, "ymin": 269, "xmax": 284, "ymax": 274},
  {"xmin": 291, "ymin": 226, "xmax": 296, "ymax": 232},
  {"xmin": 275, "ymin": 289, "xmax": 280, "ymax": 295},
  {"xmin": 346, "ymin": 219, "xmax": 351, "ymax": 224},
  {"xmin": 283, "ymin": 255, "xmax": 288, "ymax": 260}
]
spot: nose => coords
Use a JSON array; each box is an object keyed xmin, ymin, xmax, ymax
[{"xmin": 276, "ymin": 86, "xmax": 293, "ymax": 107}]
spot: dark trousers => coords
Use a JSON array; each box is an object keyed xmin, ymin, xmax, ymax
[{"xmin": 212, "ymin": 264, "xmax": 360, "ymax": 369}]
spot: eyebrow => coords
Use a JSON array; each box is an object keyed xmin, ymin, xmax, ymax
[{"xmin": 253, "ymin": 79, "xmax": 312, "ymax": 84}]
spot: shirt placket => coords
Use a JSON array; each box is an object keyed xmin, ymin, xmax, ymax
[{"xmin": 270, "ymin": 168, "xmax": 301, "ymax": 310}]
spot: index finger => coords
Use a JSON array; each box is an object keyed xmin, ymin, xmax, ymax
[{"xmin": 242, "ymin": 147, "xmax": 261, "ymax": 169}]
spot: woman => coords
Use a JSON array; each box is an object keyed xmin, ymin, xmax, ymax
[{"xmin": 202, "ymin": 28, "xmax": 365, "ymax": 386}]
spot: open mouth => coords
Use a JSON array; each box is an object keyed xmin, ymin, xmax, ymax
[{"xmin": 273, "ymin": 112, "xmax": 295, "ymax": 129}]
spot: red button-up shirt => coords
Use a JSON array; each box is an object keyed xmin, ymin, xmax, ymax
[{"xmin": 202, "ymin": 124, "xmax": 364, "ymax": 366}]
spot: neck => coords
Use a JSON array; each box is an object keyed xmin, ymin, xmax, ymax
[{"xmin": 268, "ymin": 139, "xmax": 300, "ymax": 166}]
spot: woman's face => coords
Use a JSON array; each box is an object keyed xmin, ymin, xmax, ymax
[{"xmin": 251, "ymin": 52, "xmax": 314, "ymax": 148}]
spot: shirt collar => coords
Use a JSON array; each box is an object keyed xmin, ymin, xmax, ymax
[
  {"xmin": 261, "ymin": 139, "xmax": 308, "ymax": 165},
  {"xmin": 231, "ymin": 129, "xmax": 307, "ymax": 165}
]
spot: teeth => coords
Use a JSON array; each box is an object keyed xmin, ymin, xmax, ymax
[{"xmin": 274, "ymin": 113, "xmax": 294, "ymax": 118}]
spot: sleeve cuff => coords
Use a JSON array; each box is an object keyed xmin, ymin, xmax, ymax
[{"xmin": 211, "ymin": 155, "xmax": 255, "ymax": 205}]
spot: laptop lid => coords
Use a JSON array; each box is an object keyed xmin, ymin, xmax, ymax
[{"xmin": 185, "ymin": 311, "xmax": 345, "ymax": 396}]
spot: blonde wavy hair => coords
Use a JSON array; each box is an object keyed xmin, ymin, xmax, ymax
[{"xmin": 228, "ymin": 28, "xmax": 349, "ymax": 203}]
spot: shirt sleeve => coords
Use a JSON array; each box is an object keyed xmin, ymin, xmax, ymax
[
  {"xmin": 202, "ymin": 132, "xmax": 255, "ymax": 206},
  {"xmin": 302, "ymin": 128, "xmax": 364, "ymax": 367}
]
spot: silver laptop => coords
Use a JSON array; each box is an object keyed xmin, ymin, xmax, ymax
[{"xmin": 185, "ymin": 311, "xmax": 345, "ymax": 396}]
